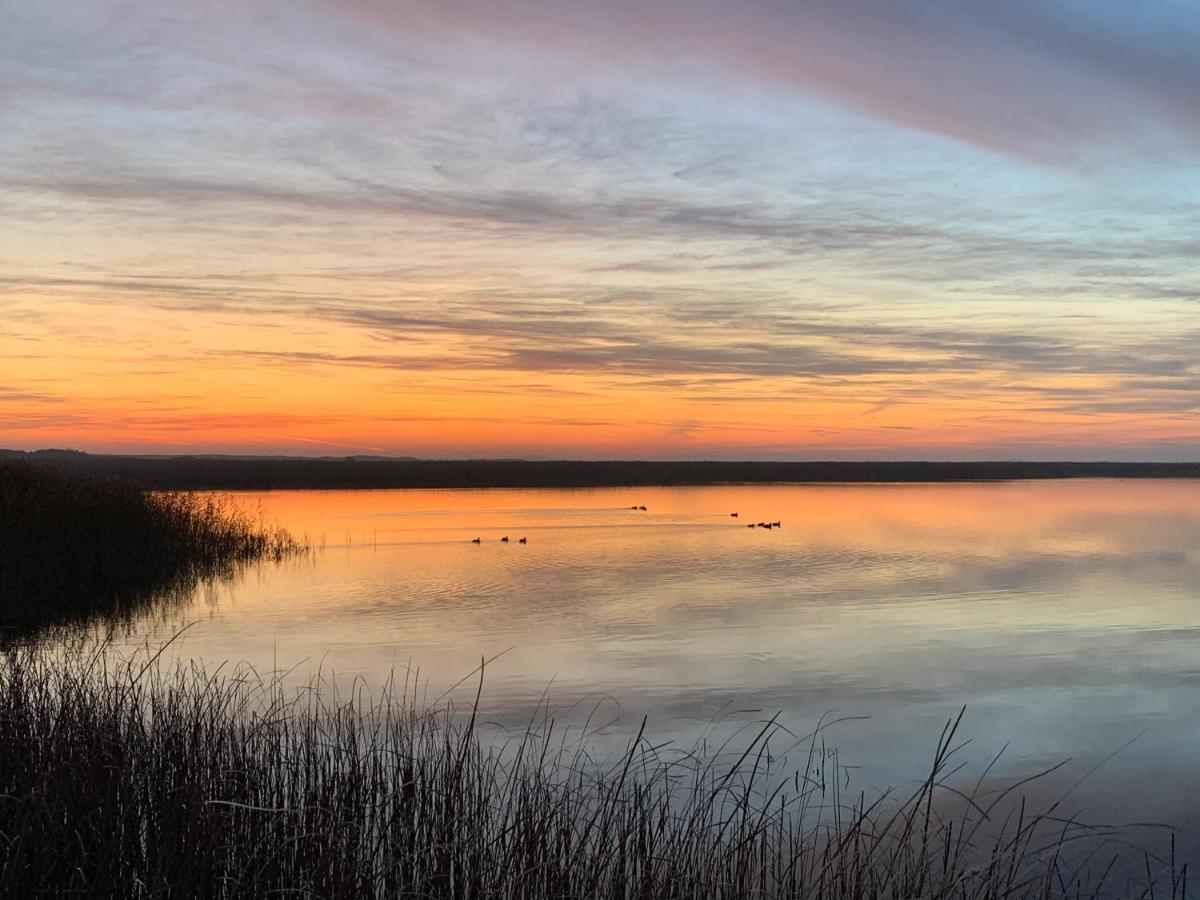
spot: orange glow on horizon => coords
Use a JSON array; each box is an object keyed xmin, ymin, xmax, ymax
[{"xmin": 3, "ymin": 289, "xmax": 1196, "ymax": 459}]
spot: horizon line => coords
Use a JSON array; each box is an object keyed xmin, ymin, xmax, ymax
[{"xmin": 5, "ymin": 449, "xmax": 1200, "ymax": 466}]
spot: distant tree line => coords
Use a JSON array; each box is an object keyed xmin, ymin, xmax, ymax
[{"xmin": 4, "ymin": 450, "xmax": 1198, "ymax": 490}]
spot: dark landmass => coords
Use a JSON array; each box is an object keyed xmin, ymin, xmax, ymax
[{"xmin": 2, "ymin": 450, "xmax": 1198, "ymax": 490}]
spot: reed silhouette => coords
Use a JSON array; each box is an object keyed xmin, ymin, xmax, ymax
[
  {"xmin": 0, "ymin": 460, "xmax": 304, "ymax": 635},
  {"xmin": 0, "ymin": 643, "xmax": 1184, "ymax": 899}
]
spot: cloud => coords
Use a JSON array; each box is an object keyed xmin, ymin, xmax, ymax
[
  {"xmin": 6, "ymin": 0, "xmax": 1199, "ymax": 163},
  {"xmin": 7, "ymin": 167, "xmax": 1198, "ymax": 304},
  {"xmin": 5, "ymin": 263, "xmax": 1198, "ymax": 422},
  {"xmin": 3, "ymin": 170, "xmax": 946, "ymax": 251},
  {"xmin": 0, "ymin": 387, "xmax": 60, "ymax": 404},
  {"xmin": 320, "ymin": 0, "xmax": 1200, "ymax": 161}
]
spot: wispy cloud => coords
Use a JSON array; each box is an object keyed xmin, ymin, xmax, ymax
[{"xmin": 323, "ymin": 0, "xmax": 1200, "ymax": 161}]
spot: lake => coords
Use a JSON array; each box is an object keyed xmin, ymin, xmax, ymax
[{"xmin": 101, "ymin": 479, "xmax": 1200, "ymax": 855}]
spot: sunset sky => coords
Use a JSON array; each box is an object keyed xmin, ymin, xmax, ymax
[{"xmin": 2, "ymin": 0, "xmax": 1198, "ymax": 459}]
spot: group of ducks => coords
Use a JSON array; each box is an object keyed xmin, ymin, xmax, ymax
[
  {"xmin": 730, "ymin": 512, "xmax": 782, "ymax": 529},
  {"xmin": 470, "ymin": 506, "xmax": 782, "ymax": 543}
]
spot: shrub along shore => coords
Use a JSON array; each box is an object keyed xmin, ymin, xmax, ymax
[{"xmin": 0, "ymin": 460, "xmax": 303, "ymax": 634}]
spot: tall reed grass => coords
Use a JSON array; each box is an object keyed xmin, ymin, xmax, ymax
[
  {"xmin": 0, "ymin": 460, "xmax": 303, "ymax": 634},
  {"xmin": 0, "ymin": 642, "xmax": 1185, "ymax": 899}
]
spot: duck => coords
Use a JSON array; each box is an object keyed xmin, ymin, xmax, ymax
[
  {"xmin": 771, "ymin": 521, "xmax": 781, "ymax": 528},
  {"xmin": 518, "ymin": 537, "xmax": 527, "ymax": 544},
  {"xmin": 471, "ymin": 537, "xmax": 481, "ymax": 544},
  {"xmin": 730, "ymin": 512, "xmax": 738, "ymax": 518},
  {"xmin": 500, "ymin": 536, "xmax": 509, "ymax": 543},
  {"xmin": 638, "ymin": 505, "xmax": 647, "ymax": 511}
]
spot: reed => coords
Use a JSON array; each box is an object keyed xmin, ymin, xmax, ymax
[
  {"xmin": 0, "ymin": 642, "xmax": 1185, "ymax": 899},
  {"xmin": 0, "ymin": 460, "xmax": 303, "ymax": 633}
]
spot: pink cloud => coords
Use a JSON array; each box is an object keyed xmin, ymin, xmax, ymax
[{"xmin": 315, "ymin": 0, "xmax": 1199, "ymax": 161}]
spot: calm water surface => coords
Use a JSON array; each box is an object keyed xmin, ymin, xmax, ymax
[{"xmin": 109, "ymin": 480, "xmax": 1200, "ymax": 849}]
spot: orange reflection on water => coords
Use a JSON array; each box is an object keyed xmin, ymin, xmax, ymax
[{"xmin": 93, "ymin": 479, "xmax": 1200, "ymax": 854}]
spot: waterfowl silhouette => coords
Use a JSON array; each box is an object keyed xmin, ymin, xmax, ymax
[
  {"xmin": 500, "ymin": 536, "xmax": 509, "ymax": 543},
  {"xmin": 746, "ymin": 523, "xmax": 755, "ymax": 528},
  {"xmin": 730, "ymin": 512, "xmax": 738, "ymax": 518},
  {"xmin": 772, "ymin": 521, "xmax": 781, "ymax": 528},
  {"xmin": 638, "ymin": 505, "xmax": 647, "ymax": 511},
  {"xmin": 518, "ymin": 537, "xmax": 527, "ymax": 544},
  {"xmin": 471, "ymin": 537, "xmax": 481, "ymax": 544}
]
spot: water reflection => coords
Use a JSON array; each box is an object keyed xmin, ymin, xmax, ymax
[{"xmin": 98, "ymin": 480, "xmax": 1200, "ymax": 855}]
